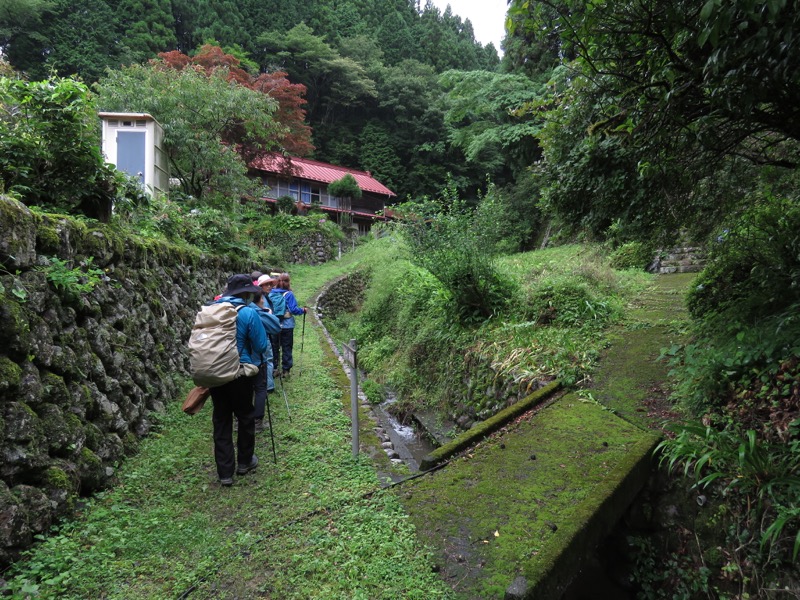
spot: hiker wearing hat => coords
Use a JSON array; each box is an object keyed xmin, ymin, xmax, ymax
[
  {"xmin": 210, "ymin": 274, "xmax": 268, "ymax": 486},
  {"xmin": 257, "ymin": 274, "xmax": 280, "ymax": 385},
  {"xmin": 272, "ymin": 273, "xmax": 307, "ymax": 377}
]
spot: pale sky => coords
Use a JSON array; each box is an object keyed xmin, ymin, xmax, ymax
[{"xmin": 429, "ymin": 0, "xmax": 509, "ymax": 54}]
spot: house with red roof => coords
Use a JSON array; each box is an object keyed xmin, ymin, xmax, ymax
[{"xmin": 249, "ymin": 153, "xmax": 396, "ymax": 234}]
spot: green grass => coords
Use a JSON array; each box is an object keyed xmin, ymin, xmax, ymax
[{"xmin": 3, "ymin": 274, "xmax": 451, "ymax": 599}]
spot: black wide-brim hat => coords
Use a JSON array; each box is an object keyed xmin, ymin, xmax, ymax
[{"xmin": 223, "ymin": 273, "xmax": 260, "ymax": 296}]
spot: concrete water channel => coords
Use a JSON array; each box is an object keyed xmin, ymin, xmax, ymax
[{"xmin": 318, "ymin": 273, "xmax": 695, "ymax": 599}]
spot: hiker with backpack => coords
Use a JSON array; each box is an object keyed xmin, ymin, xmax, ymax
[
  {"xmin": 249, "ymin": 289, "xmax": 281, "ymax": 432},
  {"xmin": 190, "ymin": 274, "xmax": 267, "ymax": 486},
  {"xmin": 258, "ymin": 274, "xmax": 283, "ymax": 379},
  {"xmin": 271, "ymin": 273, "xmax": 307, "ymax": 377}
]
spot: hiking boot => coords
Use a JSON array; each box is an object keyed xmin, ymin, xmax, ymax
[
  {"xmin": 255, "ymin": 418, "xmax": 265, "ymax": 432},
  {"xmin": 236, "ymin": 454, "xmax": 259, "ymax": 475},
  {"xmin": 219, "ymin": 477, "xmax": 234, "ymax": 487}
]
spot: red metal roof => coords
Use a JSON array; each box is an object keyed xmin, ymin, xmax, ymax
[{"xmin": 250, "ymin": 153, "xmax": 395, "ymax": 197}]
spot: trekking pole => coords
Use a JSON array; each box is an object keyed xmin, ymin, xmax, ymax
[
  {"xmin": 298, "ymin": 311, "xmax": 306, "ymax": 377},
  {"xmin": 265, "ymin": 392, "xmax": 277, "ymax": 463},
  {"xmin": 277, "ymin": 372, "xmax": 292, "ymax": 422}
]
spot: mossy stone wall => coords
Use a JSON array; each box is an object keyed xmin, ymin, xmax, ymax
[
  {"xmin": 316, "ymin": 270, "xmax": 370, "ymax": 321},
  {"xmin": 0, "ymin": 196, "xmax": 260, "ymax": 566}
]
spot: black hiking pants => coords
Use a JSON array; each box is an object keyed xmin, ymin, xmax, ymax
[{"xmin": 210, "ymin": 374, "xmax": 257, "ymax": 479}]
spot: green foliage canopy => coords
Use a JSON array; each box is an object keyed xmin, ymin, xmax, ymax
[
  {"xmin": 95, "ymin": 62, "xmax": 282, "ymax": 200},
  {"xmin": 511, "ymin": 0, "xmax": 800, "ymax": 241},
  {"xmin": 440, "ymin": 69, "xmax": 545, "ymax": 182},
  {"xmin": 0, "ymin": 76, "xmax": 118, "ymax": 220},
  {"xmin": 328, "ymin": 173, "xmax": 362, "ymax": 201}
]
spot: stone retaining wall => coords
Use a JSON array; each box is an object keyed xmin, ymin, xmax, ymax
[
  {"xmin": 0, "ymin": 197, "xmax": 262, "ymax": 566},
  {"xmin": 453, "ymin": 354, "xmax": 553, "ymax": 430},
  {"xmin": 316, "ymin": 270, "xmax": 370, "ymax": 321},
  {"xmin": 288, "ymin": 231, "xmax": 335, "ymax": 265}
]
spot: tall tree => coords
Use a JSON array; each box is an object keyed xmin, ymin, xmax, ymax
[
  {"xmin": 158, "ymin": 44, "xmax": 313, "ymax": 156},
  {"xmin": 259, "ymin": 24, "xmax": 377, "ymax": 129},
  {"xmin": 115, "ymin": 0, "xmax": 177, "ymax": 63},
  {"xmin": 440, "ymin": 69, "xmax": 545, "ymax": 183},
  {"xmin": 7, "ymin": 0, "xmax": 128, "ymax": 81},
  {"xmin": 511, "ymin": 0, "xmax": 800, "ymax": 240},
  {"xmin": 0, "ymin": 0, "xmax": 53, "ymax": 58}
]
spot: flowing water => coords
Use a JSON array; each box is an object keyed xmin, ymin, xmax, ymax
[{"xmin": 373, "ymin": 391, "xmax": 438, "ymax": 472}]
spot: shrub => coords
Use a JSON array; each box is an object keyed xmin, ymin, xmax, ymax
[
  {"xmin": 670, "ymin": 194, "xmax": 800, "ymax": 415},
  {"xmin": 0, "ymin": 76, "xmax": 118, "ymax": 221},
  {"xmin": 687, "ymin": 196, "xmax": 800, "ymax": 322},
  {"xmin": 276, "ymin": 195, "xmax": 296, "ymax": 214},
  {"xmin": 523, "ymin": 277, "xmax": 619, "ymax": 327},
  {"xmin": 360, "ymin": 379, "xmax": 384, "ymax": 404},
  {"xmin": 609, "ymin": 241, "xmax": 654, "ymax": 270},
  {"xmin": 395, "ymin": 190, "xmax": 518, "ymax": 325},
  {"xmin": 657, "ymin": 420, "xmax": 800, "ymax": 567}
]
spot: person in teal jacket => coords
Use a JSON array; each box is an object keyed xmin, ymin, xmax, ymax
[
  {"xmin": 271, "ymin": 273, "xmax": 307, "ymax": 376},
  {"xmin": 210, "ymin": 274, "xmax": 267, "ymax": 486},
  {"xmin": 249, "ymin": 290, "xmax": 280, "ymax": 432}
]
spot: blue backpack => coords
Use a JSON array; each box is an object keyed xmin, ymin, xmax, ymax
[{"xmin": 269, "ymin": 290, "xmax": 289, "ymax": 320}]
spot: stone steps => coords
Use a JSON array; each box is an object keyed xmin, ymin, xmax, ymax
[{"xmin": 654, "ymin": 245, "xmax": 707, "ymax": 274}]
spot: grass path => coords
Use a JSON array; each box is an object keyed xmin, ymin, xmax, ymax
[{"xmin": 4, "ymin": 247, "xmax": 452, "ymax": 599}]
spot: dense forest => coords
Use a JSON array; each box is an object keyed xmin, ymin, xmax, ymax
[
  {"xmin": 2, "ymin": 0, "xmax": 799, "ymax": 596},
  {"xmin": 1, "ymin": 0, "xmax": 509, "ymax": 201}
]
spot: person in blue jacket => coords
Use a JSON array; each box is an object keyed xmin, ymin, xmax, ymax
[
  {"xmin": 249, "ymin": 289, "xmax": 281, "ymax": 432},
  {"xmin": 272, "ymin": 273, "xmax": 307, "ymax": 377},
  {"xmin": 210, "ymin": 274, "xmax": 268, "ymax": 486}
]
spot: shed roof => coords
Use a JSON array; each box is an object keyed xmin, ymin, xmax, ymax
[{"xmin": 250, "ymin": 153, "xmax": 395, "ymax": 197}]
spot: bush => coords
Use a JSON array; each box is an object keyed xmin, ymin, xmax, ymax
[
  {"xmin": 0, "ymin": 76, "xmax": 118, "ymax": 221},
  {"xmin": 276, "ymin": 195, "xmax": 296, "ymax": 214},
  {"xmin": 609, "ymin": 241, "xmax": 654, "ymax": 270},
  {"xmin": 657, "ymin": 420, "xmax": 800, "ymax": 571},
  {"xmin": 687, "ymin": 196, "xmax": 800, "ymax": 322},
  {"xmin": 523, "ymin": 277, "xmax": 620, "ymax": 327},
  {"xmin": 395, "ymin": 190, "xmax": 519, "ymax": 324},
  {"xmin": 669, "ymin": 194, "xmax": 800, "ymax": 415},
  {"xmin": 361, "ymin": 379, "xmax": 384, "ymax": 404}
]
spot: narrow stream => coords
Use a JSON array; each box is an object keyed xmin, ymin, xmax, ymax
[{"xmin": 372, "ymin": 391, "xmax": 438, "ymax": 472}]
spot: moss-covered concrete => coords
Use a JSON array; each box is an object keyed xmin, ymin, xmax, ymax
[
  {"xmin": 590, "ymin": 273, "xmax": 695, "ymax": 428},
  {"xmin": 400, "ymin": 396, "xmax": 659, "ymax": 598},
  {"xmin": 419, "ymin": 380, "xmax": 562, "ymax": 471}
]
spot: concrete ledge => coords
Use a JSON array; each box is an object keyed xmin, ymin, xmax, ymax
[
  {"xmin": 419, "ymin": 380, "xmax": 562, "ymax": 471},
  {"xmin": 521, "ymin": 424, "xmax": 661, "ymax": 598}
]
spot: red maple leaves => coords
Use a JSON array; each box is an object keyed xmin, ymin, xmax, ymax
[{"xmin": 156, "ymin": 44, "xmax": 314, "ymax": 157}]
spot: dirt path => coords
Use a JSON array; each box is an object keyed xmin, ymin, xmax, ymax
[{"xmin": 397, "ymin": 274, "xmax": 696, "ymax": 599}]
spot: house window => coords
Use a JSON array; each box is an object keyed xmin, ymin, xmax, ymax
[
  {"xmin": 288, "ymin": 181, "xmax": 299, "ymax": 200},
  {"xmin": 310, "ymin": 185, "xmax": 322, "ymax": 204}
]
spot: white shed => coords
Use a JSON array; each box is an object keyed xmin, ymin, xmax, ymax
[{"xmin": 98, "ymin": 112, "xmax": 169, "ymax": 197}]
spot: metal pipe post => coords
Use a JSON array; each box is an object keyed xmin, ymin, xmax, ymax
[{"xmin": 349, "ymin": 339, "xmax": 358, "ymax": 458}]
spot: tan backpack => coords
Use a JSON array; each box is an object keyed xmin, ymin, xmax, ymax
[{"xmin": 188, "ymin": 303, "xmax": 254, "ymax": 388}]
